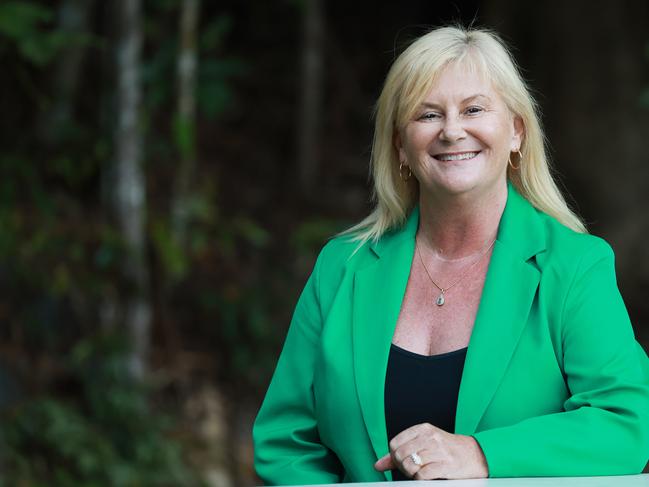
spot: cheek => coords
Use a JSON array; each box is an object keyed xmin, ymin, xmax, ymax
[
  {"xmin": 470, "ymin": 113, "xmax": 514, "ymax": 145},
  {"xmin": 495, "ymin": 120, "xmax": 516, "ymax": 146},
  {"xmin": 482, "ymin": 125, "xmax": 514, "ymax": 153},
  {"xmin": 404, "ymin": 128, "xmax": 437, "ymax": 153}
]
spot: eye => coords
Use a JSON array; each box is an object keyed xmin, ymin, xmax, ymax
[
  {"xmin": 465, "ymin": 106, "xmax": 484, "ymax": 115},
  {"xmin": 418, "ymin": 112, "xmax": 441, "ymax": 121}
]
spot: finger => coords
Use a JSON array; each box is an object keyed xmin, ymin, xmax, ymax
[
  {"xmin": 399, "ymin": 452, "xmax": 423, "ymax": 478},
  {"xmin": 392, "ymin": 432, "xmax": 439, "ymax": 468},
  {"xmin": 389, "ymin": 422, "xmax": 435, "ymax": 450},
  {"xmin": 413, "ymin": 461, "xmax": 445, "ymax": 481},
  {"xmin": 373, "ymin": 453, "xmax": 395, "ymax": 472}
]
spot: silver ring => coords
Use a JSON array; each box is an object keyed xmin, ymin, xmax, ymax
[{"xmin": 409, "ymin": 452, "xmax": 422, "ymax": 466}]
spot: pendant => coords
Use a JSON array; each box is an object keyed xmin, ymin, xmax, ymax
[{"xmin": 436, "ymin": 292, "xmax": 445, "ymax": 306}]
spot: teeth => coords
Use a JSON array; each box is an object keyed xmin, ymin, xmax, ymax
[{"xmin": 436, "ymin": 151, "xmax": 479, "ymax": 161}]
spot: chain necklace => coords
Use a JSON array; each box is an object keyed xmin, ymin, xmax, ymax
[{"xmin": 416, "ymin": 236, "xmax": 496, "ymax": 306}]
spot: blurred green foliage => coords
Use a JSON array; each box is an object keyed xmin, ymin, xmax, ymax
[
  {"xmin": 0, "ymin": 0, "xmax": 345, "ymax": 483},
  {"xmin": 143, "ymin": 10, "xmax": 247, "ymax": 119},
  {"xmin": 0, "ymin": 1, "xmax": 77, "ymax": 66},
  {"xmin": 0, "ymin": 335, "xmax": 201, "ymax": 486}
]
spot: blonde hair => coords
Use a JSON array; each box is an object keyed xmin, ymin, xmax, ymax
[{"xmin": 338, "ymin": 25, "xmax": 586, "ymax": 248}]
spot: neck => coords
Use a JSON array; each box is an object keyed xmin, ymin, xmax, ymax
[{"xmin": 416, "ymin": 182, "xmax": 507, "ymax": 260}]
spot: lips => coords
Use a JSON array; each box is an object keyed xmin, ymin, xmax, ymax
[{"xmin": 433, "ymin": 151, "xmax": 481, "ymax": 161}]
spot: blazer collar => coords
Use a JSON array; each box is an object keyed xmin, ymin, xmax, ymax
[{"xmin": 352, "ymin": 182, "xmax": 546, "ymax": 478}]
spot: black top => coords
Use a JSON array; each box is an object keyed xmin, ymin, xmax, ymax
[{"xmin": 384, "ymin": 343, "xmax": 468, "ymax": 481}]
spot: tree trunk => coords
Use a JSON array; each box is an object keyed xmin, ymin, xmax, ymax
[
  {"xmin": 172, "ymin": 0, "xmax": 200, "ymax": 248},
  {"xmin": 112, "ymin": 0, "xmax": 150, "ymax": 380},
  {"xmin": 296, "ymin": 0, "xmax": 324, "ymax": 197},
  {"xmin": 37, "ymin": 0, "xmax": 94, "ymax": 144}
]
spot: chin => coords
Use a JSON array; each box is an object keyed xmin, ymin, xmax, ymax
[
  {"xmin": 423, "ymin": 169, "xmax": 507, "ymax": 199},
  {"xmin": 430, "ymin": 176, "xmax": 482, "ymax": 196}
]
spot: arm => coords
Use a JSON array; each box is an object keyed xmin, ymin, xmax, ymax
[
  {"xmin": 473, "ymin": 240, "xmax": 649, "ymax": 477},
  {"xmin": 252, "ymin": 244, "xmax": 344, "ymax": 485}
]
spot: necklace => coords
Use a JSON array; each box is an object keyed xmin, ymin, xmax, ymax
[{"xmin": 416, "ymin": 236, "xmax": 496, "ymax": 306}]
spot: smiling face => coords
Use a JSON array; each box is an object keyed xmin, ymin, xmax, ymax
[{"xmin": 396, "ymin": 61, "xmax": 524, "ymax": 201}]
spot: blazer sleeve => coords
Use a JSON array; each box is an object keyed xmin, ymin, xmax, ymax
[
  {"xmin": 473, "ymin": 240, "xmax": 649, "ymax": 477},
  {"xmin": 252, "ymin": 244, "xmax": 344, "ymax": 485}
]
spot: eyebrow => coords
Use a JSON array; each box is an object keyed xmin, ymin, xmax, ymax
[{"xmin": 419, "ymin": 94, "xmax": 492, "ymax": 109}]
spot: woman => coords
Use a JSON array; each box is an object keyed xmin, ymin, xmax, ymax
[{"xmin": 253, "ymin": 26, "xmax": 649, "ymax": 483}]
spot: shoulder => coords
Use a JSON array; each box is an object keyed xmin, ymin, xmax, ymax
[
  {"xmin": 505, "ymin": 185, "xmax": 614, "ymax": 270},
  {"xmin": 537, "ymin": 211, "xmax": 614, "ymax": 268},
  {"xmin": 533, "ymin": 211, "xmax": 616, "ymax": 295},
  {"xmin": 303, "ymin": 233, "xmax": 375, "ymax": 312},
  {"xmin": 315, "ymin": 232, "xmax": 376, "ymax": 283}
]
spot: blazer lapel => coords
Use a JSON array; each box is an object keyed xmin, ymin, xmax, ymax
[
  {"xmin": 352, "ymin": 207, "xmax": 418, "ymax": 478},
  {"xmin": 454, "ymin": 242, "xmax": 540, "ymax": 434},
  {"xmin": 456, "ymin": 185, "xmax": 546, "ymax": 434}
]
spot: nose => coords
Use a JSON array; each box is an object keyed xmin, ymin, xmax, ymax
[{"xmin": 439, "ymin": 115, "xmax": 466, "ymax": 142}]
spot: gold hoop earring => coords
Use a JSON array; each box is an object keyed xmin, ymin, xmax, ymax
[
  {"xmin": 399, "ymin": 162, "xmax": 412, "ymax": 181},
  {"xmin": 508, "ymin": 150, "xmax": 522, "ymax": 170}
]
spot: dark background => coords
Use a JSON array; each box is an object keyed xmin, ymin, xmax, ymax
[{"xmin": 1, "ymin": 0, "xmax": 648, "ymax": 485}]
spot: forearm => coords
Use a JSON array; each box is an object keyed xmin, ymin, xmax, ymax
[
  {"xmin": 253, "ymin": 244, "xmax": 345, "ymax": 485},
  {"xmin": 473, "ymin": 405, "xmax": 649, "ymax": 477},
  {"xmin": 254, "ymin": 431, "xmax": 343, "ymax": 486}
]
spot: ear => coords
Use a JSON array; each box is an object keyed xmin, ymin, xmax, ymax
[
  {"xmin": 394, "ymin": 130, "xmax": 407, "ymax": 163},
  {"xmin": 510, "ymin": 115, "xmax": 524, "ymax": 151}
]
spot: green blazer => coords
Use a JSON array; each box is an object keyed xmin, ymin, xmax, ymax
[{"xmin": 253, "ymin": 184, "xmax": 649, "ymax": 485}]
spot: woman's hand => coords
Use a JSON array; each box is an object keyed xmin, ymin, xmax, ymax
[{"xmin": 374, "ymin": 423, "xmax": 489, "ymax": 480}]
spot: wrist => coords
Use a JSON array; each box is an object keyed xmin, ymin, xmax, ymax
[{"xmin": 470, "ymin": 435, "xmax": 489, "ymax": 478}]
